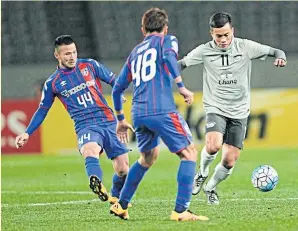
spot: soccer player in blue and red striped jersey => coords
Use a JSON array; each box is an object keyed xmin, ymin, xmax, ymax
[
  {"xmin": 15, "ymin": 35, "xmax": 130, "ymax": 204},
  {"xmin": 110, "ymin": 8, "xmax": 209, "ymax": 221}
]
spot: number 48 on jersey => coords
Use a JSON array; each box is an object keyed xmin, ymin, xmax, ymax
[{"xmin": 131, "ymin": 48, "xmax": 157, "ymax": 87}]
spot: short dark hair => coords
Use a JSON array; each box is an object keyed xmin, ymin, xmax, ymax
[
  {"xmin": 209, "ymin": 12, "xmax": 232, "ymax": 29},
  {"xmin": 142, "ymin": 8, "xmax": 168, "ymax": 33},
  {"xmin": 54, "ymin": 35, "xmax": 75, "ymax": 48}
]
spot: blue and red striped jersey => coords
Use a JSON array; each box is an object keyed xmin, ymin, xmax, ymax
[
  {"xmin": 113, "ymin": 34, "xmax": 180, "ymax": 118},
  {"xmin": 26, "ymin": 58, "xmax": 116, "ymax": 135}
]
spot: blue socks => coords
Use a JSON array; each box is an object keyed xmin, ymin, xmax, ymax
[
  {"xmin": 116, "ymin": 159, "xmax": 196, "ymax": 212},
  {"xmin": 175, "ymin": 160, "xmax": 196, "ymax": 213},
  {"xmin": 85, "ymin": 157, "xmax": 103, "ymax": 180},
  {"xmin": 119, "ymin": 161, "xmax": 149, "ymax": 209},
  {"xmin": 111, "ymin": 173, "xmax": 127, "ymax": 198}
]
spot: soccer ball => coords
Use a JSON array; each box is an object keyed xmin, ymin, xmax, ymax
[{"xmin": 251, "ymin": 165, "xmax": 279, "ymax": 192}]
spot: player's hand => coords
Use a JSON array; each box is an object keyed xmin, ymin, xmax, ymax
[
  {"xmin": 274, "ymin": 58, "xmax": 286, "ymax": 67},
  {"xmin": 116, "ymin": 120, "xmax": 135, "ymax": 144},
  {"xmin": 179, "ymin": 87, "xmax": 194, "ymax": 105},
  {"xmin": 15, "ymin": 133, "xmax": 30, "ymax": 149},
  {"xmin": 121, "ymin": 96, "xmax": 127, "ymax": 103}
]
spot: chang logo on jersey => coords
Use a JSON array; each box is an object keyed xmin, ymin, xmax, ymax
[
  {"xmin": 219, "ymin": 71, "xmax": 237, "ymax": 85},
  {"xmin": 61, "ymin": 80, "xmax": 95, "ymax": 97},
  {"xmin": 219, "ymin": 79, "xmax": 237, "ymax": 85}
]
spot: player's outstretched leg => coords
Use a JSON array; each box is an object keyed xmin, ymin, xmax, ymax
[
  {"xmin": 109, "ymin": 175, "xmax": 132, "ymax": 208},
  {"xmin": 81, "ymin": 142, "xmax": 109, "ymax": 202},
  {"xmin": 110, "ymin": 160, "xmax": 149, "ymax": 219},
  {"xmin": 110, "ymin": 147, "xmax": 158, "ymax": 220},
  {"xmin": 204, "ymin": 144, "xmax": 238, "ymax": 205},
  {"xmin": 110, "ymin": 154, "xmax": 128, "ymax": 200},
  {"xmin": 192, "ymin": 131, "xmax": 221, "ymax": 195},
  {"xmin": 110, "ymin": 173, "xmax": 126, "ymax": 201},
  {"xmin": 171, "ymin": 144, "xmax": 209, "ymax": 221},
  {"xmin": 109, "ymin": 154, "xmax": 132, "ymax": 207},
  {"xmin": 203, "ymin": 163, "xmax": 228, "ymax": 205},
  {"xmin": 193, "ymin": 147, "xmax": 218, "ymax": 195}
]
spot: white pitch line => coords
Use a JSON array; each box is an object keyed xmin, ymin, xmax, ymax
[
  {"xmin": 222, "ymin": 197, "xmax": 298, "ymax": 201},
  {"xmin": 1, "ymin": 191, "xmax": 92, "ymax": 195},
  {"xmin": 2, "ymin": 196, "xmax": 298, "ymax": 208},
  {"xmin": 1, "ymin": 199, "xmax": 100, "ymax": 208}
]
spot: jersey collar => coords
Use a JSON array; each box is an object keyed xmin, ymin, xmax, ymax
[
  {"xmin": 57, "ymin": 63, "xmax": 77, "ymax": 74},
  {"xmin": 144, "ymin": 33, "xmax": 164, "ymax": 41}
]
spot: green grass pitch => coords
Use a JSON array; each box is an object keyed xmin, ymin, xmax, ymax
[{"xmin": 2, "ymin": 147, "xmax": 298, "ymax": 231}]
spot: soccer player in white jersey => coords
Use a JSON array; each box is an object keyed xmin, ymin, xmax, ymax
[{"xmin": 178, "ymin": 12, "xmax": 287, "ymax": 205}]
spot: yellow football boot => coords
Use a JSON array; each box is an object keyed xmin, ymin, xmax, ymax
[
  {"xmin": 89, "ymin": 175, "xmax": 109, "ymax": 202},
  {"xmin": 110, "ymin": 202, "xmax": 129, "ymax": 220},
  {"xmin": 170, "ymin": 210, "xmax": 209, "ymax": 221},
  {"xmin": 108, "ymin": 196, "xmax": 132, "ymax": 208},
  {"xmin": 108, "ymin": 196, "xmax": 119, "ymax": 204}
]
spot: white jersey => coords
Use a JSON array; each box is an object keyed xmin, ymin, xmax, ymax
[{"xmin": 183, "ymin": 37, "xmax": 271, "ymax": 119}]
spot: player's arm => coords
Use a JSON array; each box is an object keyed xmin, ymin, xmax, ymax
[
  {"xmin": 245, "ymin": 39, "xmax": 286, "ymax": 67},
  {"xmin": 112, "ymin": 61, "xmax": 135, "ymax": 143},
  {"xmin": 163, "ymin": 36, "xmax": 194, "ymax": 105},
  {"xmin": 90, "ymin": 59, "xmax": 117, "ymax": 86},
  {"xmin": 162, "ymin": 36, "xmax": 183, "ymax": 83},
  {"xmin": 112, "ymin": 60, "xmax": 132, "ymax": 120},
  {"xmin": 178, "ymin": 44, "xmax": 204, "ymax": 71},
  {"xmin": 15, "ymin": 80, "xmax": 56, "ymax": 148},
  {"xmin": 268, "ymin": 47, "xmax": 287, "ymax": 67}
]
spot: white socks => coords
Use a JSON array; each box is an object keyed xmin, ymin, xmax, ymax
[
  {"xmin": 205, "ymin": 163, "xmax": 234, "ymax": 191},
  {"xmin": 200, "ymin": 146, "xmax": 218, "ymax": 177}
]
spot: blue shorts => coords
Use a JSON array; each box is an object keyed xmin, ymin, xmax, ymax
[
  {"xmin": 133, "ymin": 112, "xmax": 193, "ymax": 153},
  {"xmin": 77, "ymin": 123, "xmax": 130, "ymax": 159}
]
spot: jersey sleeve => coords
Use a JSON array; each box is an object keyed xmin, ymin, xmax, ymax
[
  {"xmin": 162, "ymin": 36, "xmax": 181, "ymax": 78},
  {"xmin": 183, "ymin": 44, "xmax": 204, "ymax": 66},
  {"xmin": 112, "ymin": 59, "xmax": 132, "ymax": 111},
  {"xmin": 89, "ymin": 59, "xmax": 117, "ymax": 86},
  {"xmin": 244, "ymin": 39, "xmax": 271, "ymax": 60},
  {"xmin": 25, "ymin": 79, "xmax": 55, "ymax": 135},
  {"xmin": 163, "ymin": 35, "xmax": 179, "ymax": 58}
]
